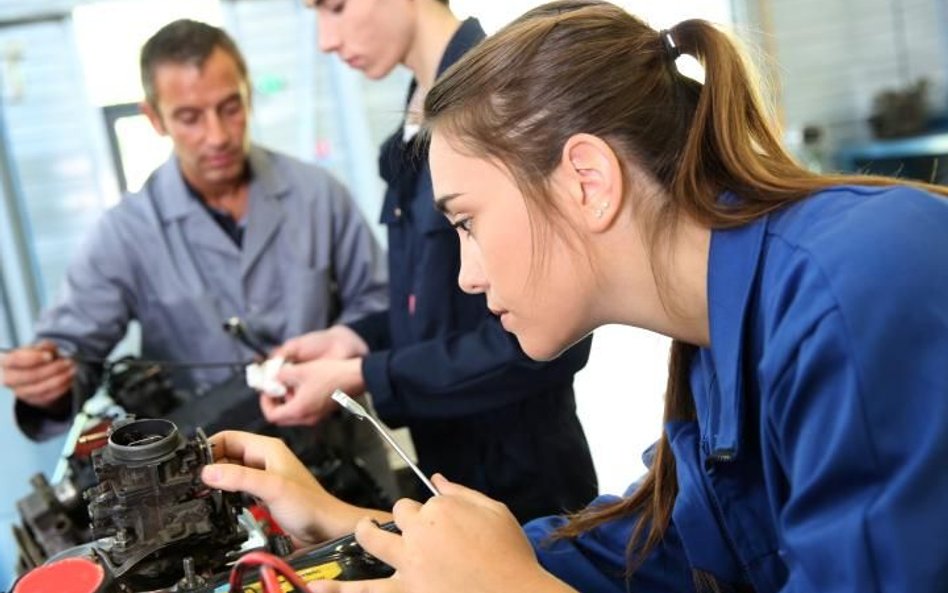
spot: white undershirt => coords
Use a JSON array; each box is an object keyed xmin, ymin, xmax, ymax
[{"xmin": 403, "ymin": 85, "xmax": 425, "ymax": 142}]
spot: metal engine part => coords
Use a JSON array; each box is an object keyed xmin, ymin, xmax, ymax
[
  {"xmin": 104, "ymin": 357, "xmax": 182, "ymax": 420},
  {"xmin": 13, "ymin": 419, "xmax": 112, "ymax": 573},
  {"xmin": 82, "ymin": 418, "xmax": 246, "ymax": 590},
  {"xmin": 13, "ymin": 473, "xmax": 89, "ymax": 573}
]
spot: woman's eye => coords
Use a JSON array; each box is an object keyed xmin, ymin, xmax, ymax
[{"xmin": 451, "ymin": 217, "xmax": 473, "ymax": 234}]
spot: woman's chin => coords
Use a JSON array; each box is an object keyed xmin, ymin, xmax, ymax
[
  {"xmin": 517, "ymin": 328, "xmax": 593, "ymax": 362},
  {"xmin": 517, "ymin": 335, "xmax": 569, "ymax": 362}
]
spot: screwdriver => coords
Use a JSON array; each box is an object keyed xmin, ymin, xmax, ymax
[
  {"xmin": 222, "ymin": 317, "xmax": 269, "ymax": 358},
  {"xmin": 331, "ymin": 389, "xmax": 440, "ymax": 497}
]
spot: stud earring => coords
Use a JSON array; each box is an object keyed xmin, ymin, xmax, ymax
[{"xmin": 595, "ymin": 201, "xmax": 610, "ymax": 219}]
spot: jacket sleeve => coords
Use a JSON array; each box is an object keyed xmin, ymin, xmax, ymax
[
  {"xmin": 15, "ymin": 211, "xmax": 136, "ymax": 440},
  {"xmin": 357, "ymin": 316, "xmax": 591, "ymax": 426},
  {"xmin": 524, "ymin": 494, "xmax": 696, "ymax": 593},
  {"xmin": 762, "ymin": 230, "xmax": 948, "ymax": 592},
  {"xmin": 346, "ymin": 310, "xmax": 392, "ymax": 352},
  {"xmin": 325, "ymin": 178, "xmax": 389, "ymax": 326}
]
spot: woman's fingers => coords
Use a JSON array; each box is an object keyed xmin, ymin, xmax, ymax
[
  {"xmin": 308, "ymin": 577, "xmax": 401, "ymax": 593},
  {"xmin": 430, "ymin": 474, "xmax": 506, "ymax": 511},
  {"xmin": 354, "ymin": 516, "xmax": 408, "ymax": 570},
  {"xmin": 390, "ymin": 498, "xmax": 423, "ymax": 532},
  {"xmin": 207, "ymin": 430, "xmax": 284, "ymax": 469},
  {"xmin": 201, "ymin": 462, "xmax": 287, "ymax": 503}
]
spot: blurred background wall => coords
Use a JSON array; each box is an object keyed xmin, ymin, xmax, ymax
[
  {"xmin": 739, "ymin": 0, "xmax": 948, "ymax": 178},
  {"xmin": 0, "ymin": 0, "xmax": 944, "ymax": 586}
]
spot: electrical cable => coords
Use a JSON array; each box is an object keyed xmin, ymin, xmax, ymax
[
  {"xmin": 259, "ymin": 565, "xmax": 282, "ymax": 593},
  {"xmin": 227, "ymin": 550, "xmax": 312, "ymax": 593},
  {"xmin": 1, "ymin": 344, "xmax": 253, "ymax": 425},
  {"xmin": 0, "ymin": 346, "xmax": 252, "ymax": 370}
]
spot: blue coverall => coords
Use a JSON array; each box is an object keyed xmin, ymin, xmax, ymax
[{"xmin": 526, "ymin": 185, "xmax": 948, "ymax": 592}]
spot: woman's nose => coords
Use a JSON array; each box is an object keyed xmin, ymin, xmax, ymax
[{"xmin": 457, "ymin": 242, "xmax": 487, "ymax": 295}]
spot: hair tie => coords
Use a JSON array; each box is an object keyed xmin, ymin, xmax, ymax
[{"xmin": 659, "ymin": 29, "xmax": 681, "ymax": 60}]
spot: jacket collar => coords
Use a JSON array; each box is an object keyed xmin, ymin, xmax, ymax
[
  {"xmin": 703, "ymin": 198, "xmax": 769, "ymax": 458},
  {"xmin": 401, "ymin": 18, "xmax": 485, "ymax": 107},
  {"xmin": 241, "ymin": 146, "xmax": 289, "ymax": 276},
  {"xmin": 151, "ymin": 145, "xmax": 288, "ymax": 221},
  {"xmin": 437, "ymin": 18, "xmax": 485, "ymax": 78},
  {"xmin": 146, "ymin": 145, "xmax": 289, "ymax": 274},
  {"xmin": 379, "ymin": 18, "xmax": 486, "ymax": 193}
]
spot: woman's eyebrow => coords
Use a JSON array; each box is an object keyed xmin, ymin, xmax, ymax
[{"xmin": 435, "ymin": 192, "xmax": 464, "ymax": 213}]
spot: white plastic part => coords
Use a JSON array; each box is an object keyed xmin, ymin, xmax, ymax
[{"xmin": 245, "ymin": 357, "xmax": 287, "ymax": 397}]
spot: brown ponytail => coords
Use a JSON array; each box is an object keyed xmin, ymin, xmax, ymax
[
  {"xmin": 424, "ymin": 0, "xmax": 948, "ymax": 573},
  {"xmin": 553, "ymin": 340, "xmax": 696, "ymax": 567}
]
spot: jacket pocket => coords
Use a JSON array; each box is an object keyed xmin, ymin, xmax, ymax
[{"xmin": 281, "ymin": 263, "xmax": 335, "ymax": 335}]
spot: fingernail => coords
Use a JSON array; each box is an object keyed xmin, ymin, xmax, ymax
[
  {"xmin": 43, "ymin": 352, "xmax": 54, "ymax": 362},
  {"xmin": 202, "ymin": 466, "xmax": 220, "ymax": 484}
]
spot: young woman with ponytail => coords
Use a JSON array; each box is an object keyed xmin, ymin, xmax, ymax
[{"xmin": 199, "ymin": 2, "xmax": 948, "ymax": 592}]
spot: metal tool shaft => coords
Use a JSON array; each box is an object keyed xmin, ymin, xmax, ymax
[{"xmin": 332, "ymin": 389, "xmax": 440, "ymax": 497}]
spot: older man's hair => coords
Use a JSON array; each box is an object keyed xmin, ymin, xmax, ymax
[{"xmin": 140, "ymin": 19, "xmax": 248, "ymax": 109}]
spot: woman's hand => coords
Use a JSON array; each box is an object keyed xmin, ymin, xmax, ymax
[
  {"xmin": 201, "ymin": 430, "xmax": 391, "ymax": 545},
  {"xmin": 309, "ymin": 475, "xmax": 576, "ymax": 593}
]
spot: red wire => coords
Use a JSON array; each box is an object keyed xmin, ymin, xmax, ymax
[
  {"xmin": 260, "ymin": 565, "xmax": 282, "ymax": 593},
  {"xmin": 228, "ymin": 550, "xmax": 313, "ymax": 593}
]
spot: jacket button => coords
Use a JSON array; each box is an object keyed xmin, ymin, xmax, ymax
[{"xmin": 394, "ymin": 207, "xmax": 402, "ymax": 218}]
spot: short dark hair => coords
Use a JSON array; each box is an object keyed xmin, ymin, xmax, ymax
[{"xmin": 140, "ymin": 19, "xmax": 248, "ymax": 108}]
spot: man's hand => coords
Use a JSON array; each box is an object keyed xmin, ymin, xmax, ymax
[
  {"xmin": 0, "ymin": 341, "xmax": 74, "ymax": 409},
  {"xmin": 259, "ymin": 358, "xmax": 365, "ymax": 426},
  {"xmin": 201, "ymin": 430, "xmax": 391, "ymax": 545},
  {"xmin": 274, "ymin": 325, "xmax": 369, "ymax": 363}
]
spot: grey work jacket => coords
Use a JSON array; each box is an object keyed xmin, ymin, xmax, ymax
[{"xmin": 18, "ymin": 145, "xmax": 388, "ymax": 439}]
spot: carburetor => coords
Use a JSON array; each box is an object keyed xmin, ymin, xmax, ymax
[{"xmin": 83, "ymin": 418, "xmax": 245, "ymax": 590}]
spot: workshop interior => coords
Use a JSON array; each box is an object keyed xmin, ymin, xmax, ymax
[{"xmin": 0, "ymin": 0, "xmax": 946, "ymax": 590}]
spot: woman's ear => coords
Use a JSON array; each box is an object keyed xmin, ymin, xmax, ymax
[{"xmin": 558, "ymin": 133, "xmax": 623, "ymax": 232}]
